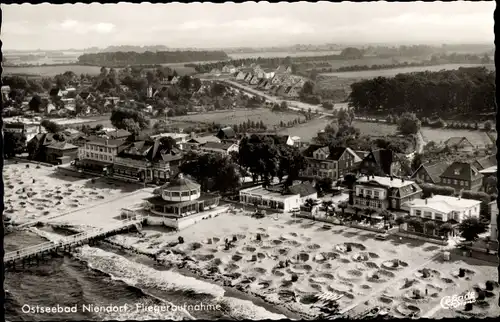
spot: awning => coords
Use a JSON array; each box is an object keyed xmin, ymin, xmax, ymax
[
  {"xmin": 113, "ymin": 164, "xmax": 143, "ymax": 173},
  {"xmin": 76, "ymin": 159, "xmax": 112, "ymax": 168}
]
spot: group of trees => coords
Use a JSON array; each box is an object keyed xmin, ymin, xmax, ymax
[
  {"xmin": 401, "ymin": 214, "xmax": 488, "ymax": 244},
  {"xmin": 237, "ymin": 134, "xmax": 306, "ymax": 186},
  {"xmin": 179, "ymin": 153, "xmax": 240, "ymax": 193},
  {"xmin": 110, "ymin": 107, "xmax": 150, "ymax": 134},
  {"xmin": 77, "ymin": 50, "xmax": 229, "ymax": 66},
  {"xmin": 231, "ymin": 119, "xmax": 267, "ymax": 133},
  {"xmin": 313, "ymin": 109, "xmax": 359, "ymax": 147},
  {"xmin": 3, "ymin": 131, "xmax": 27, "ymax": 158},
  {"xmin": 349, "ymin": 67, "xmax": 495, "ymax": 120},
  {"xmin": 278, "ymin": 117, "xmax": 306, "ymax": 128}
]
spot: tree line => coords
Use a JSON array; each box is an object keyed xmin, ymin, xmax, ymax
[
  {"xmin": 188, "ymin": 47, "xmax": 364, "ymax": 73},
  {"xmin": 348, "ymin": 67, "xmax": 495, "ymax": 120},
  {"xmin": 77, "ymin": 50, "xmax": 230, "ymax": 67}
]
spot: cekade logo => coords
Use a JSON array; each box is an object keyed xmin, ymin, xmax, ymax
[{"xmin": 440, "ymin": 292, "xmax": 476, "ymax": 309}]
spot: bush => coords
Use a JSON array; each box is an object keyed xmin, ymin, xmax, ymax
[
  {"xmin": 420, "ymin": 183, "xmax": 455, "ymax": 198},
  {"xmin": 484, "ymin": 121, "xmax": 493, "ymax": 131},
  {"xmin": 322, "ymin": 101, "xmax": 334, "ymax": 110},
  {"xmin": 430, "ymin": 119, "xmax": 445, "ymax": 128},
  {"xmin": 397, "ymin": 112, "xmax": 421, "ymax": 135}
]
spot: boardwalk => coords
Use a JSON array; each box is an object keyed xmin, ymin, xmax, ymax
[{"xmin": 5, "ymin": 215, "xmax": 145, "ymax": 265}]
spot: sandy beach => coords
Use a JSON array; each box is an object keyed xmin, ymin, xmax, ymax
[
  {"xmin": 101, "ymin": 209, "xmax": 500, "ymax": 319},
  {"xmin": 3, "ymin": 160, "xmax": 147, "ymax": 227}
]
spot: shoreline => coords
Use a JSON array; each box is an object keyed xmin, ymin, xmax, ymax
[
  {"xmin": 25, "ymin": 224, "xmax": 306, "ymax": 320},
  {"xmin": 100, "ymin": 235, "xmax": 308, "ymax": 320}
]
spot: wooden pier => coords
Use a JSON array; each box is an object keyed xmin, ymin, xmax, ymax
[{"xmin": 4, "ymin": 215, "xmax": 145, "ymax": 269}]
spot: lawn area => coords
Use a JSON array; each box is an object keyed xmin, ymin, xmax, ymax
[
  {"xmin": 280, "ymin": 118, "xmax": 496, "ymax": 147},
  {"xmin": 169, "ymin": 108, "xmax": 306, "ymax": 128},
  {"xmin": 421, "ymin": 128, "xmax": 496, "ymax": 147}
]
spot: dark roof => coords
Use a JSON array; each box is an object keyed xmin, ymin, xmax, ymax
[
  {"xmin": 303, "ymin": 144, "xmax": 326, "ymax": 158},
  {"xmin": 392, "ymin": 183, "xmax": 422, "ymax": 198},
  {"xmin": 78, "ymin": 92, "xmax": 92, "ymax": 99},
  {"xmin": 201, "ymin": 141, "xmax": 235, "ymax": 151},
  {"xmin": 119, "ymin": 138, "xmax": 182, "ymax": 163},
  {"xmin": 47, "ymin": 141, "xmax": 78, "ymax": 150},
  {"xmin": 49, "ymin": 88, "xmax": 61, "ymax": 96},
  {"xmin": 444, "ymin": 137, "xmax": 473, "ymax": 148},
  {"xmin": 154, "ymin": 174, "xmax": 200, "ymax": 193},
  {"xmin": 217, "ymin": 127, "xmax": 236, "ymax": 140},
  {"xmin": 87, "ymin": 136, "xmax": 128, "ymax": 147},
  {"xmin": 302, "ymin": 145, "xmax": 348, "ymax": 161},
  {"xmin": 473, "ymin": 155, "xmax": 497, "ymax": 170},
  {"xmin": 288, "ymin": 182, "xmax": 317, "ymax": 197},
  {"xmin": 417, "ymin": 161, "xmax": 451, "ymax": 183},
  {"xmin": 275, "ymin": 86, "xmax": 287, "ymax": 95},
  {"xmin": 362, "ymin": 149, "xmax": 399, "ymax": 175},
  {"xmin": 105, "ymin": 129, "xmax": 131, "ymax": 139},
  {"xmin": 30, "ymin": 133, "xmax": 57, "ymax": 146},
  {"xmin": 440, "ymin": 162, "xmax": 483, "ymax": 181},
  {"xmin": 355, "ymin": 150, "xmax": 370, "ymax": 159},
  {"xmin": 327, "ymin": 147, "xmax": 348, "ymax": 161},
  {"xmin": 145, "ymin": 192, "xmax": 219, "ymax": 207}
]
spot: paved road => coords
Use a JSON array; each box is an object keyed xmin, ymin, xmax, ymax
[
  {"xmin": 222, "ymin": 79, "xmax": 335, "ymax": 116},
  {"xmin": 416, "ymin": 131, "xmax": 426, "ymax": 154}
]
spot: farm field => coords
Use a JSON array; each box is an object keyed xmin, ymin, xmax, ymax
[
  {"xmin": 279, "ymin": 118, "xmax": 496, "ymax": 147},
  {"xmin": 320, "ymin": 63, "xmax": 494, "ymax": 79},
  {"xmin": 168, "ymin": 108, "xmax": 305, "ymax": 128},
  {"xmin": 3, "ymin": 65, "xmax": 103, "ymax": 77},
  {"xmin": 3, "ymin": 64, "xmax": 196, "ymax": 77}
]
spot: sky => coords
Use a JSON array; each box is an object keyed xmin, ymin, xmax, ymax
[{"xmin": 1, "ymin": 1, "xmax": 495, "ymax": 50}]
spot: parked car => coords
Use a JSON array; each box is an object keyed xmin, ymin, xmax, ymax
[{"xmin": 375, "ymin": 233, "xmax": 389, "ymax": 240}]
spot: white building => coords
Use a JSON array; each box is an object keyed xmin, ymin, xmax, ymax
[
  {"xmin": 61, "ymin": 98, "xmax": 76, "ymax": 111},
  {"xmin": 3, "ymin": 117, "xmax": 44, "ymax": 142},
  {"xmin": 79, "ymin": 137, "xmax": 127, "ymax": 163},
  {"xmin": 405, "ymin": 195, "xmax": 481, "ymax": 223},
  {"xmin": 239, "ymin": 185, "xmax": 301, "ymax": 213},
  {"xmin": 199, "ymin": 142, "xmax": 239, "ymax": 156},
  {"xmin": 490, "ymin": 201, "xmax": 498, "ymax": 240}
]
